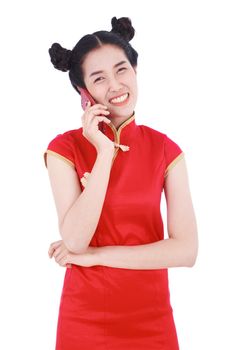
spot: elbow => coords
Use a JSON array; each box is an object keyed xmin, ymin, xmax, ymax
[
  {"xmin": 186, "ymin": 255, "xmax": 197, "ymax": 267},
  {"xmin": 65, "ymin": 239, "xmax": 89, "ymax": 255},
  {"xmin": 185, "ymin": 245, "xmax": 198, "ymax": 267},
  {"xmin": 59, "ymin": 224, "xmax": 89, "ymax": 255}
]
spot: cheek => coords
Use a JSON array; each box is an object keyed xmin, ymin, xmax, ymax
[
  {"xmin": 128, "ymin": 76, "xmax": 137, "ymax": 94},
  {"xmin": 86, "ymin": 83, "xmax": 102, "ymax": 97},
  {"xmin": 126, "ymin": 71, "xmax": 137, "ymax": 86},
  {"xmin": 91, "ymin": 87, "xmax": 107, "ymax": 103}
]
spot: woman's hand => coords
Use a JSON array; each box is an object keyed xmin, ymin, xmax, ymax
[
  {"xmin": 81, "ymin": 102, "xmax": 115, "ymax": 154},
  {"xmin": 48, "ymin": 240, "xmax": 100, "ymax": 268},
  {"xmin": 48, "ymin": 240, "xmax": 72, "ymax": 268}
]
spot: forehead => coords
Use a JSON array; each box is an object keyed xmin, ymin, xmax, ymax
[{"xmin": 82, "ymin": 44, "xmax": 129, "ymax": 75}]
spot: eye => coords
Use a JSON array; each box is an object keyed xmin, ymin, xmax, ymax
[
  {"xmin": 118, "ymin": 67, "xmax": 127, "ymax": 73},
  {"xmin": 94, "ymin": 76, "xmax": 104, "ymax": 83}
]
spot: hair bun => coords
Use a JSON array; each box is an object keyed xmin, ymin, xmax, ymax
[
  {"xmin": 48, "ymin": 43, "xmax": 73, "ymax": 72},
  {"xmin": 111, "ymin": 17, "xmax": 135, "ymax": 42}
]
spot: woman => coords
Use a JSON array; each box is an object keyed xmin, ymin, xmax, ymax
[{"xmin": 44, "ymin": 16, "xmax": 198, "ymax": 350}]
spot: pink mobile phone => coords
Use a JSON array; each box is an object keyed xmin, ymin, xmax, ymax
[
  {"xmin": 79, "ymin": 87, "xmax": 106, "ymax": 132},
  {"xmin": 79, "ymin": 88, "xmax": 96, "ymax": 110}
]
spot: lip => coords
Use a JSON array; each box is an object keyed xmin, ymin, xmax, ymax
[
  {"xmin": 109, "ymin": 92, "xmax": 129, "ymax": 103},
  {"xmin": 109, "ymin": 93, "xmax": 130, "ymax": 107}
]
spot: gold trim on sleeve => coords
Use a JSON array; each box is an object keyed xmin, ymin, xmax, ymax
[
  {"xmin": 164, "ymin": 152, "xmax": 185, "ymax": 177},
  {"xmin": 44, "ymin": 150, "xmax": 75, "ymax": 169}
]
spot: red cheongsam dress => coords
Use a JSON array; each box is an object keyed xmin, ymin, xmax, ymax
[{"xmin": 43, "ymin": 112, "xmax": 185, "ymax": 350}]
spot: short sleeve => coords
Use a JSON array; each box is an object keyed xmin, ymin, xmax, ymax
[
  {"xmin": 164, "ymin": 134, "xmax": 184, "ymax": 177},
  {"xmin": 43, "ymin": 133, "xmax": 75, "ymax": 169}
]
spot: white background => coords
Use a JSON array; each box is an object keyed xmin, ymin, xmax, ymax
[{"xmin": 1, "ymin": 0, "xmax": 232, "ymax": 349}]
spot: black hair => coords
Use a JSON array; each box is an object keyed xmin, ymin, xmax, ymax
[{"xmin": 48, "ymin": 17, "xmax": 138, "ymax": 95}]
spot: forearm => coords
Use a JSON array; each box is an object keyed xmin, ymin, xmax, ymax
[
  {"xmin": 60, "ymin": 149, "xmax": 114, "ymax": 254},
  {"xmin": 96, "ymin": 238, "xmax": 197, "ymax": 270}
]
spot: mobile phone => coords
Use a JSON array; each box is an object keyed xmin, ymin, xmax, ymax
[
  {"xmin": 78, "ymin": 87, "xmax": 107, "ymax": 132},
  {"xmin": 79, "ymin": 88, "xmax": 96, "ymax": 110}
]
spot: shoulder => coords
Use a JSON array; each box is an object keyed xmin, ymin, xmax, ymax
[
  {"xmin": 138, "ymin": 124, "xmax": 184, "ymax": 177},
  {"xmin": 44, "ymin": 127, "xmax": 83, "ymax": 169},
  {"xmin": 48, "ymin": 127, "xmax": 83, "ymax": 146},
  {"xmin": 137, "ymin": 124, "xmax": 167, "ymax": 143},
  {"xmin": 138, "ymin": 124, "xmax": 182, "ymax": 147}
]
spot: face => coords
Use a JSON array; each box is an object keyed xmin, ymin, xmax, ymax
[{"xmin": 81, "ymin": 44, "xmax": 138, "ymax": 126}]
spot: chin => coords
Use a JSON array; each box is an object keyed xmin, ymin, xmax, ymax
[
  {"xmin": 110, "ymin": 111, "xmax": 132, "ymax": 120},
  {"xmin": 109, "ymin": 105, "xmax": 135, "ymax": 118}
]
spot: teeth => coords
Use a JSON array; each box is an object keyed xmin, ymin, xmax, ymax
[{"xmin": 110, "ymin": 93, "xmax": 128, "ymax": 104}]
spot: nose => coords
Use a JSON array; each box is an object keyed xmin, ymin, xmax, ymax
[{"xmin": 108, "ymin": 76, "xmax": 123, "ymax": 92}]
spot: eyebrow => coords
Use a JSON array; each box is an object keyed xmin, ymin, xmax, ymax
[{"xmin": 89, "ymin": 60, "xmax": 127, "ymax": 78}]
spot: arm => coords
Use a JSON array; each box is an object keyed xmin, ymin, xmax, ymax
[
  {"xmin": 95, "ymin": 157, "xmax": 198, "ymax": 270},
  {"xmin": 46, "ymin": 148, "xmax": 114, "ymax": 254}
]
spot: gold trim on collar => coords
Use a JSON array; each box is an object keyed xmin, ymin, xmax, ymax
[
  {"xmin": 108, "ymin": 112, "xmax": 135, "ymax": 133},
  {"xmin": 107, "ymin": 112, "xmax": 135, "ymax": 164}
]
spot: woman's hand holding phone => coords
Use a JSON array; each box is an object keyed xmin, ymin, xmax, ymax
[{"xmin": 81, "ymin": 102, "xmax": 115, "ymax": 154}]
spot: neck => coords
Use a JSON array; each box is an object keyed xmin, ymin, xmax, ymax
[{"xmin": 109, "ymin": 111, "xmax": 135, "ymax": 130}]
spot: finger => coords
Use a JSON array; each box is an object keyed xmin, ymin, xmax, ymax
[
  {"xmin": 50, "ymin": 246, "xmax": 62, "ymax": 259},
  {"xmin": 50, "ymin": 240, "xmax": 63, "ymax": 245},
  {"xmin": 84, "ymin": 102, "xmax": 107, "ymax": 112},
  {"xmin": 86, "ymin": 109, "xmax": 110, "ymax": 118},
  {"xmin": 53, "ymin": 247, "xmax": 63, "ymax": 259},
  {"xmin": 84, "ymin": 104, "xmax": 108, "ymax": 114},
  {"xmin": 48, "ymin": 240, "xmax": 62, "ymax": 257},
  {"xmin": 88, "ymin": 103, "xmax": 108, "ymax": 110},
  {"xmin": 82, "ymin": 107, "xmax": 109, "ymax": 131},
  {"xmin": 48, "ymin": 246, "xmax": 57, "ymax": 258},
  {"xmin": 93, "ymin": 116, "xmax": 111, "ymax": 125},
  {"xmin": 58, "ymin": 255, "xmax": 69, "ymax": 267},
  {"xmin": 94, "ymin": 109, "xmax": 110, "ymax": 115},
  {"xmin": 54, "ymin": 250, "xmax": 67, "ymax": 263},
  {"xmin": 55, "ymin": 248, "xmax": 70, "ymax": 263},
  {"xmin": 49, "ymin": 240, "xmax": 62, "ymax": 251},
  {"xmin": 83, "ymin": 114, "xmax": 110, "ymax": 131},
  {"xmin": 63, "ymin": 253, "xmax": 73, "ymax": 268}
]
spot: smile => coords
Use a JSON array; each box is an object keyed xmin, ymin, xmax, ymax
[{"xmin": 109, "ymin": 93, "xmax": 129, "ymax": 105}]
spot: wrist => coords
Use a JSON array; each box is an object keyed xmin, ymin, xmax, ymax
[
  {"xmin": 97, "ymin": 146, "xmax": 115, "ymax": 157},
  {"xmin": 68, "ymin": 248, "xmax": 104, "ymax": 267},
  {"xmin": 94, "ymin": 246, "xmax": 106, "ymax": 266}
]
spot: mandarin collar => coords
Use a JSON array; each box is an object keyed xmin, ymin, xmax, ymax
[{"xmin": 100, "ymin": 112, "xmax": 136, "ymax": 151}]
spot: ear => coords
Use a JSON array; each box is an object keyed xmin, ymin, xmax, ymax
[{"xmin": 133, "ymin": 65, "xmax": 137, "ymax": 74}]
